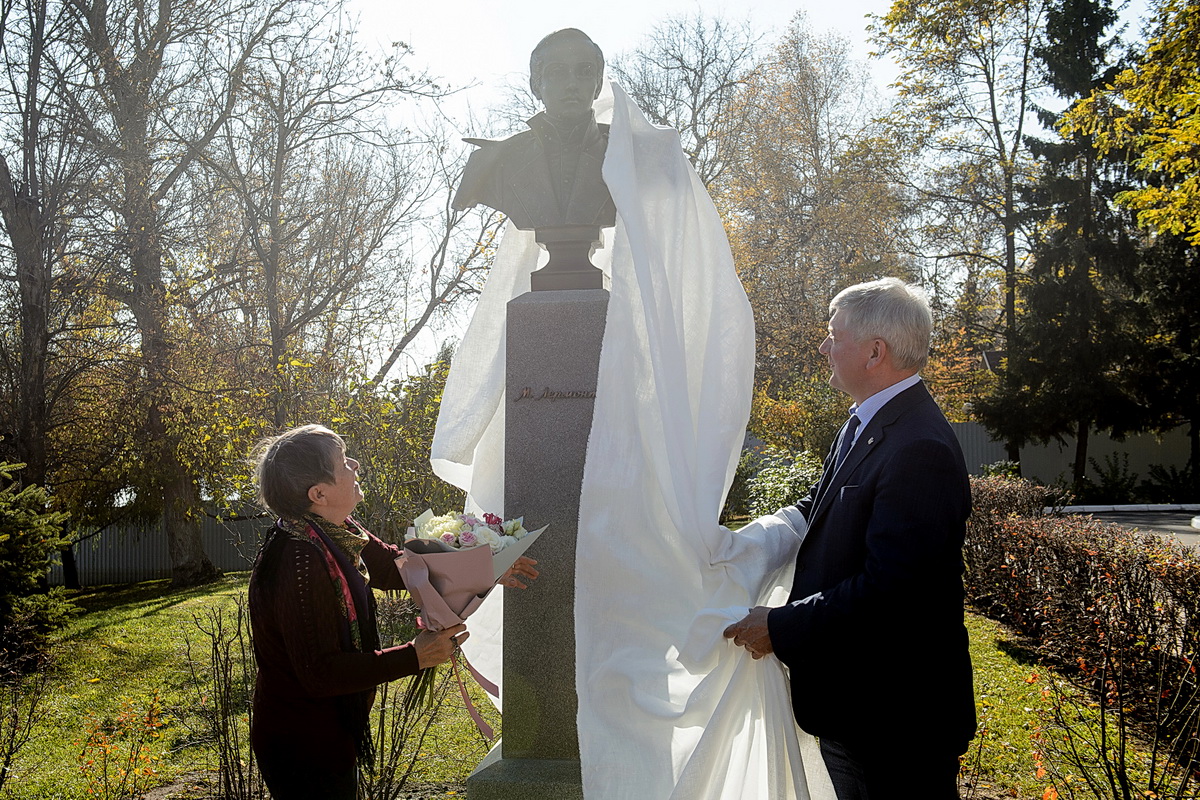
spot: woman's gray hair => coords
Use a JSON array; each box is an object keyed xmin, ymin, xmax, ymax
[
  {"xmin": 830, "ymin": 278, "xmax": 933, "ymax": 371},
  {"xmin": 251, "ymin": 424, "xmax": 345, "ymax": 520}
]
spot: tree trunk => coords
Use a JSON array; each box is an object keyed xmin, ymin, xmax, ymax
[
  {"xmin": 1072, "ymin": 418, "xmax": 1090, "ymax": 487},
  {"xmin": 1189, "ymin": 419, "xmax": 1199, "ymax": 500},
  {"xmin": 164, "ymin": 472, "xmax": 222, "ymax": 587},
  {"xmin": 60, "ymin": 545, "xmax": 80, "ymax": 590},
  {"xmin": 0, "ymin": 167, "xmax": 50, "ymax": 485},
  {"xmin": 139, "ymin": 295, "xmax": 222, "ymax": 588},
  {"xmin": 125, "ymin": 163, "xmax": 220, "ymax": 588},
  {"xmin": 1003, "ymin": 175, "xmax": 1022, "ymax": 467}
]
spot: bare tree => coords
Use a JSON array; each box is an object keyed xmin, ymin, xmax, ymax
[
  {"xmin": 871, "ymin": 0, "xmax": 1048, "ymax": 459},
  {"xmin": 611, "ymin": 12, "xmax": 761, "ymax": 189},
  {"xmin": 0, "ymin": 0, "xmax": 97, "ymax": 485},
  {"xmin": 366, "ymin": 124, "xmax": 502, "ymax": 386},
  {"xmin": 197, "ymin": 8, "xmax": 453, "ymax": 427},
  {"xmin": 195, "ymin": 8, "xmax": 500, "ymax": 423},
  {"xmin": 722, "ymin": 13, "xmax": 912, "ymax": 387},
  {"xmin": 0, "ymin": 0, "xmax": 135, "ymax": 588},
  {"xmin": 58, "ymin": 0, "xmax": 294, "ymax": 585}
]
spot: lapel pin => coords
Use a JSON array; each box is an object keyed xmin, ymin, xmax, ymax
[{"xmin": 868, "ymin": 437, "xmax": 875, "ymax": 445}]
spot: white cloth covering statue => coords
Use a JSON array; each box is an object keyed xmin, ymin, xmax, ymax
[{"xmin": 430, "ymin": 77, "xmax": 835, "ymax": 800}]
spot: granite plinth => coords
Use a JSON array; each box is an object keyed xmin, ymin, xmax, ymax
[
  {"xmin": 467, "ymin": 744, "xmax": 583, "ymax": 800},
  {"xmin": 466, "ymin": 288, "xmax": 607, "ymax": 800}
]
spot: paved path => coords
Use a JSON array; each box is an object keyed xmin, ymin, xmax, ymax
[{"xmin": 1083, "ymin": 509, "xmax": 1200, "ymax": 548}]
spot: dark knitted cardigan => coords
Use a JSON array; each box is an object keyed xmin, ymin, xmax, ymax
[{"xmin": 248, "ymin": 524, "xmax": 421, "ymax": 772}]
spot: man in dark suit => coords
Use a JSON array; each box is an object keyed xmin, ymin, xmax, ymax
[
  {"xmin": 725, "ymin": 278, "xmax": 975, "ymax": 799},
  {"xmin": 451, "ymin": 28, "xmax": 617, "ymax": 231}
]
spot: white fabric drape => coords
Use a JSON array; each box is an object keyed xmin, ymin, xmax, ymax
[{"xmin": 430, "ymin": 81, "xmax": 833, "ymax": 800}]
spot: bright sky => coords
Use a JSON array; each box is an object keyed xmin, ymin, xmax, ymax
[
  {"xmin": 345, "ymin": 0, "xmax": 1154, "ymax": 374},
  {"xmin": 347, "ymin": 0, "xmax": 1155, "ymax": 125},
  {"xmin": 347, "ymin": 0, "xmax": 898, "ymax": 110}
]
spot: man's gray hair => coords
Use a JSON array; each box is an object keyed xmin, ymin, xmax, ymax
[{"xmin": 830, "ymin": 277, "xmax": 933, "ymax": 371}]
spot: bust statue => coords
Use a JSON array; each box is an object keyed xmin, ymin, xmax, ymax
[{"xmin": 452, "ymin": 28, "xmax": 617, "ymax": 232}]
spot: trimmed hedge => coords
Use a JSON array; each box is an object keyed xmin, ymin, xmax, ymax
[{"xmin": 964, "ymin": 476, "xmax": 1200, "ymax": 775}]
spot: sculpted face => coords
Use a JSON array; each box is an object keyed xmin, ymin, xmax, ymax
[{"xmin": 533, "ymin": 35, "xmax": 603, "ymax": 123}]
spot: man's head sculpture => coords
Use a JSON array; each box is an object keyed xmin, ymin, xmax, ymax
[
  {"xmin": 452, "ymin": 28, "xmax": 617, "ymax": 289},
  {"xmin": 529, "ymin": 29, "xmax": 605, "ymax": 125}
]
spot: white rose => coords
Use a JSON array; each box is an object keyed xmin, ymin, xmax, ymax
[
  {"xmin": 473, "ymin": 525, "xmax": 502, "ymax": 553},
  {"xmin": 424, "ymin": 517, "xmax": 464, "ymax": 545},
  {"xmin": 419, "ymin": 513, "xmax": 457, "ymax": 539},
  {"xmin": 502, "ymin": 517, "xmax": 528, "ymax": 539}
]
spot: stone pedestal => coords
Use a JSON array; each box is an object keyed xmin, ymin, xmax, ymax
[{"xmin": 466, "ymin": 288, "xmax": 608, "ymax": 800}]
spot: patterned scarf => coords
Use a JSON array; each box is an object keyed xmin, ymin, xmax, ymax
[
  {"xmin": 278, "ymin": 514, "xmax": 371, "ymax": 650},
  {"xmin": 272, "ymin": 513, "xmax": 379, "ymax": 766}
]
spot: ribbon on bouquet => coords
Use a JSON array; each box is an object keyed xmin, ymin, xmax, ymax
[
  {"xmin": 410, "ymin": 610, "xmax": 498, "ymax": 741},
  {"xmin": 397, "ymin": 542, "xmax": 509, "ymax": 742},
  {"xmin": 452, "ymin": 647, "xmax": 497, "ymax": 740}
]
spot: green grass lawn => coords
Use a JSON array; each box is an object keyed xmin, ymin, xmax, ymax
[
  {"xmin": 962, "ymin": 612, "xmax": 1058, "ymax": 799},
  {"xmin": 8, "ymin": 574, "xmax": 492, "ymax": 800},
  {"xmin": 3, "ymin": 579, "xmax": 1146, "ymax": 800},
  {"xmin": 11, "ymin": 576, "xmax": 249, "ymax": 799}
]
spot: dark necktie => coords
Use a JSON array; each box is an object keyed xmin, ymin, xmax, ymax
[{"xmin": 833, "ymin": 414, "xmax": 861, "ymax": 474}]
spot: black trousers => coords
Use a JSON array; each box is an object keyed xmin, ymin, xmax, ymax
[
  {"xmin": 820, "ymin": 738, "xmax": 961, "ymax": 800},
  {"xmin": 256, "ymin": 746, "xmax": 357, "ymax": 800}
]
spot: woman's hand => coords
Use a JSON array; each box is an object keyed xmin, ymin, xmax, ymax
[
  {"xmin": 498, "ymin": 556, "xmax": 540, "ymax": 589},
  {"xmin": 414, "ymin": 623, "xmax": 468, "ymax": 669}
]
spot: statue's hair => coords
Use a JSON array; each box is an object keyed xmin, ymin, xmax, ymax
[
  {"xmin": 830, "ymin": 278, "xmax": 933, "ymax": 372},
  {"xmin": 251, "ymin": 424, "xmax": 344, "ymax": 520},
  {"xmin": 529, "ymin": 28, "xmax": 604, "ymax": 101}
]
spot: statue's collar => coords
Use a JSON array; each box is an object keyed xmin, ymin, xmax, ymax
[{"xmin": 528, "ymin": 111, "xmax": 597, "ymax": 144}]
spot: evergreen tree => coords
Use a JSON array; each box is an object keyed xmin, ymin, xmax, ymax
[
  {"xmin": 976, "ymin": 0, "xmax": 1142, "ymax": 484},
  {"xmin": 1115, "ymin": 233, "xmax": 1200, "ymax": 497},
  {"xmin": 0, "ymin": 462, "xmax": 71, "ymax": 666}
]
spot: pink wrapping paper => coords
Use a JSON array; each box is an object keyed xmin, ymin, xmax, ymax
[{"xmin": 396, "ymin": 540, "xmax": 495, "ymax": 632}]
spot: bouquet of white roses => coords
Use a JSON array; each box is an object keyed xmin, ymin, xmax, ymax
[
  {"xmin": 397, "ymin": 509, "xmax": 545, "ymax": 632},
  {"xmin": 411, "ymin": 509, "xmax": 534, "ymax": 555},
  {"xmin": 396, "ymin": 509, "xmax": 545, "ymax": 729}
]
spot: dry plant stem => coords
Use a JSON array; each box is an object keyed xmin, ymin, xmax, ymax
[
  {"xmin": 0, "ymin": 658, "xmax": 49, "ymax": 795},
  {"xmin": 183, "ymin": 596, "xmax": 263, "ymax": 800}
]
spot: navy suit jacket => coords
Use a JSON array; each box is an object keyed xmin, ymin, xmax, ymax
[{"xmin": 766, "ymin": 381, "xmax": 976, "ymax": 756}]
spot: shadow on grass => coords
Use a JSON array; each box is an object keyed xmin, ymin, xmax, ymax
[
  {"xmin": 60, "ymin": 574, "xmax": 249, "ymax": 642},
  {"xmin": 995, "ymin": 636, "xmax": 1041, "ymax": 667}
]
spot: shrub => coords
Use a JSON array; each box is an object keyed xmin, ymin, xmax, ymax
[
  {"xmin": 981, "ymin": 460, "xmax": 1021, "ymax": 479},
  {"xmin": 0, "ymin": 642, "xmax": 50, "ymax": 794},
  {"xmin": 964, "ymin": 476, "xmax": 1200, "ymax": 794},
  {"xmin": 720, "ymin": 449, "xmax": 758, "ymax": 523},
  {"xmin": 746, "ymin": 448, "xmax": 823, "ymax": 518},
  {"xmin": 77, "ymin": 694, "xmax": 167, "ymax": 800},
  {"xmin": 1139, "ymin": 463, "xmax": 1198, "ymax": 504},
  {"xmin": 0, "ymin": 462, "xmax": 74, "ymax": 666},
  {"xmin": 182, "ymin": 599, "xmax": 263, "ymax": 800}
]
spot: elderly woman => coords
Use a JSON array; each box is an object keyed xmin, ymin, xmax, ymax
[{"xmin": 248, "ymin": 424, "xmax": 536, "ymax": 799}]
